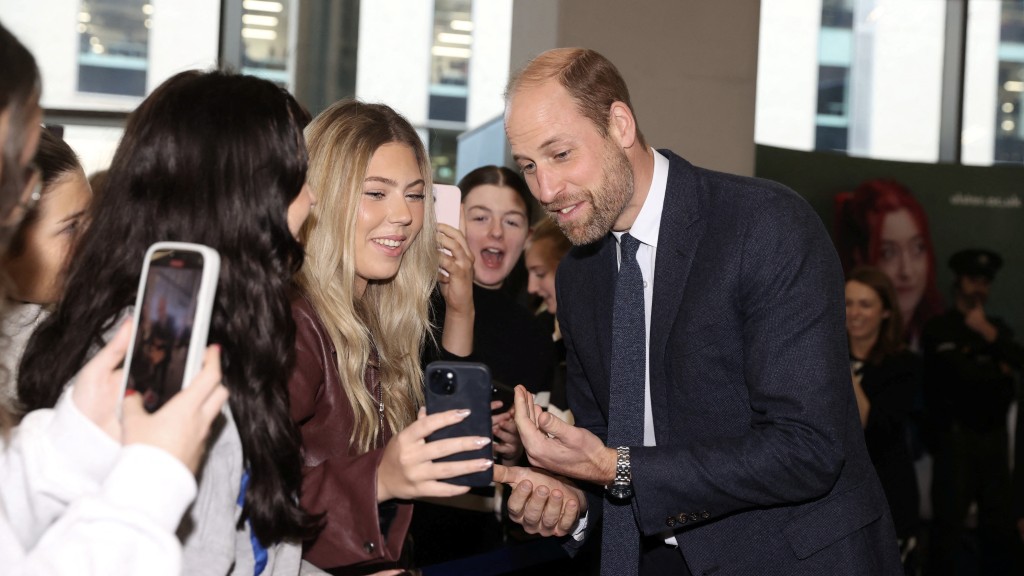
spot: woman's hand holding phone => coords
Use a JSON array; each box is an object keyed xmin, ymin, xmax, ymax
[
  {"xmin": 376, "ymin": 407, "xmax": 493, "ymax": 503},
  {"xmin": 71, "ymin": 319, "xmax": 135, "ymax": 442},
  {"xmin": 71, "ymin": 319, "xmax": 228, "ymax": 475},
  {"xmin": 436, "ymin": 222, "xmax": 475, "ymax": 357},
  {"xmin": 122, "ymin": 344, "xmax": 228, "ymax": 474}
]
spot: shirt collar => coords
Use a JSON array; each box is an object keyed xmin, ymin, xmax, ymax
[{"xmin": 612, "ymin": 148, "xmax": 669, "ymax": 249}]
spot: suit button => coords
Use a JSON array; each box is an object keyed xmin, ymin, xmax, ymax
[
  {"xmin": 701, "ymin": 510, "xmax": 710, "ymax": 519},
  {"xmin": 677, "ymin": 513, "xmax": 687, "ymax": 524},
  {"xmin": 363, "ymin": 541, "xmax": 376, "ymax": 554},
  {"xmin": 689, "ymin": 512, "xmax": 699, "ymax": 522},
  {"xmin": 665, "ymin": 517, "xmax": 676, "ymax": 527}
]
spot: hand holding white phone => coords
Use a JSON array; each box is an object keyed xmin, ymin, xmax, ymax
[{"xmin": 121, "ymin": 242, "xmax": 220, "ymax": 413}]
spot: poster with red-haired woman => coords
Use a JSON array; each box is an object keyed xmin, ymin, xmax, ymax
[{"xmin": 834, "ymin": 179, "xmax": 945, "ymax": 348}]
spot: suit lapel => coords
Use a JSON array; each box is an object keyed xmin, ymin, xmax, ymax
[{"xmin": 650, "ymin": 151, "xmax": 706, "ymax": 432}]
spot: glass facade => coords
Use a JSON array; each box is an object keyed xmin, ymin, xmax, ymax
[
  {"xmin": 759, "ymin": 0, "xmax": 1024, "ymax": 167},
  {"xmin": 77, "ymin": 0, "xmax": 149, "ymax": 97},
  {"xmin": 239, "ymin": 0, "xmax": 293, "ymax": 86},
  {"xmin": 995, "ymin": 3, "xmax": 1024, "ymax": 163}
]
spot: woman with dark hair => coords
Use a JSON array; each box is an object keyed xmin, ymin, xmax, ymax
[
  {"xmin": 408, "ymin": 165, "xmax": 552, "ymax": 567},
  {"xmin": 1, "ymin": 128, "xmax": 91, "ymax": 406},
  {"xmin": 0, "ymin": 22, "xmax": 228, "ymax": 575},
  {"xmin": 456, "ymin": 165, "xmax": 553, "ymax": 399},
  {"xmin": 835, "ymin": 179, "xmax": 943, "ymax": 346},
  {"xmin": 17, "ymin": 69, "xmax": 317, "ymax": 574},
  {"xmin": 845, "ymin": 266, "xmax": 922, "ymax": 569},
  {"xmin": 290, "ymin": 99, "xmax": 484, "ymax": 574}
]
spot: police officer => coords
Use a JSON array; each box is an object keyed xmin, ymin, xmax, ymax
[{"xmin": 923, "ymin": 248, "xmax": 1024, "ymax": 575}]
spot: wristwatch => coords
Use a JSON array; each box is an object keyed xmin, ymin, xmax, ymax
[{"xmin": 606, "ymin": 446, "xmax": 634, "ymax": 500}]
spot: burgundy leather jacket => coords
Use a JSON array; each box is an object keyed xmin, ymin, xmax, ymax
[{"xmin": 289, "ymin": 293, "xmax": 411, "ymax": 573}]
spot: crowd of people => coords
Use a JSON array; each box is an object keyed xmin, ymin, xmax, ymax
[{"xmin": 2, "ymin": 19, "xmax": 1023, "ymax": 576}]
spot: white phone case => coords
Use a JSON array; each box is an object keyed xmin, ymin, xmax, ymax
[{"xmin": 121, "ymin": 242, "xmax": 220, "ymax": 412}]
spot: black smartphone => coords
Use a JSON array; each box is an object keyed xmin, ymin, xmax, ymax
[
  {"xmin": 424, "ymin": 361, "xmax": 494, "ymax": 487},
  {"xmin": 122, "ymin": 242, "xmax": 220, "ymax": 413}
]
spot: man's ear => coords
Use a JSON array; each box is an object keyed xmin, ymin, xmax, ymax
[{"xmin": 608, "ymin": 101, "xmax": 637, "ymax": 149}]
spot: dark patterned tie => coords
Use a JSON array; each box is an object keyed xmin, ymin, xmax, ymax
[{"xmin": 601, "ymin": 233, "xmax": 645, "ymax": 576}]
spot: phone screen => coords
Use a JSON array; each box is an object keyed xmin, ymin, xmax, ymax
[{"xmin": 126, "ymin": 249, "xmax": 207, "ymax": 412}]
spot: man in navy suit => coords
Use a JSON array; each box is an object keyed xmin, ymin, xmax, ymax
[{"xmin": 492, "ymin": 48, "xmax": 902, "ymax": 575}]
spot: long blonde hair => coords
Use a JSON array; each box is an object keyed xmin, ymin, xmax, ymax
[{"xmin": 299, "ymin": 99, "xmax": 438, "ymax": 453}]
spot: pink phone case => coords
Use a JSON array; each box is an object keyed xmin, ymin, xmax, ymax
[{"xmin": 433, "ymin": 184, "xmax": 462, "ymax": 229}]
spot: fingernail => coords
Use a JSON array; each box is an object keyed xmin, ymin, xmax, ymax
[
  {"xmin": 479, "ymin": 459, "xmax": 494, "ymax": 469},
  {"xmin": 475, "ymin": 437, "xmax": 492, "ymax": 446},
  {"xmin": 124, "ymin": 389, "xmax": 137, "ymax": 397},
  {"xmin": 456, "ymin": 409, "xmax": 471, "ymax": 417}
]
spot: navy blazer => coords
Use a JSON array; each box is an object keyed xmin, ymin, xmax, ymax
[{"xmin": 557, "ymin": 151, "xmax": 902, "ymax": 575}]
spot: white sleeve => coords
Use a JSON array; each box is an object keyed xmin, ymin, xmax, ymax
[
  {"xmin": 1, "ymin": 444, "xmax": 197, "ymax": 576},
  {"xmin": 0, "ymin": 390, "xmax": 120, "ymax": 548}
]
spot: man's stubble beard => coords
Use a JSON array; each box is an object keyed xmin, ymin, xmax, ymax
[{"xmin": 551, "ymin": 142, "xmax": 634, "ymax": 246}]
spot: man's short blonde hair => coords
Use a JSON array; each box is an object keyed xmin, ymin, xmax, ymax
[{"xmin": 506, "ymin": 47, "xmax": 647, "ymax": 149}]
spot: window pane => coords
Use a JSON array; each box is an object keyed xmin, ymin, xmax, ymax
[
  {"xmin": 757, "ymin": 0, "xmax": 947, "ymax": 163},
  {"xmin": 430, "ymin": 0, "xmax": 471, "ymax": 123},
  {"xmin": 963, "ymin": 1, "xmax": 1024, "ymax": 165},
  {"xmin": 1, "ymin": 0, "xmax": 221, "ymax": 112},
  {"xmin": 77, "ymin": 0, "xmax": 149, "ymax": 97},
  {"xmin": 240, "ymin": 0, "xmax": 295, "ymax": 87}
]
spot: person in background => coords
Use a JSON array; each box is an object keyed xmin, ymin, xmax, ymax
[
  {"xmin": 407, "ymin": 165, "xmax": 555, "ymax": 567},
  {"xmin": 525, "ymin": 217, "xmax": 572, "ymax": 417},
  {"xmin": 0, "ymin": 128, "xmax": 91, "ymax": 409},
  {"xmin": 458, "ymin": 165, "xmax": 554, "ymax": 399},
  {"xmin": 0, "ymin": 20, "xmax": 228, "ymax": 576},
  {"xmin": 845, "ymin": 266, "xmax": 922, "ymax": 572},
  {"xmin": 923, "ymin": 248, "xmax": 1024, "ymax": 575},
  {"xmin": 289, "ymin": 99, "xmax": 486, "ymax": 575},
  {"xmin": 834, "ymin": 179, "xmax": 944, "ymax": 347},
  {"xmin": 17, "ymin": 70, "xmax": 319, "ymax": 575}
]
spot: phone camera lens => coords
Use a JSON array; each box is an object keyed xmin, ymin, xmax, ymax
[{"xmin": 443, "ymin": 371, "xmax": 455, "ymax": 394}]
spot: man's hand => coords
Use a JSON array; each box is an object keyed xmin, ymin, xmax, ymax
[
  {"xmin": 512, "ymin": 385, "xmax": 616, "ymax": 484},
  {"xmin": 964, "ymin": 305, "xmax": 998, "ymax": 342},
  {"xmin": 494, "ymin": 464, "xmax": 586, "ymax": 537}
]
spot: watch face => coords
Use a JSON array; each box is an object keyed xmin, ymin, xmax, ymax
[{"xmin": 609, "ymin": 483, "xmax": 634, "ymax": 500}]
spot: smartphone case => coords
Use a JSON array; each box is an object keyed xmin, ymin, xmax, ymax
[
  {"xmin": 432, "ymin": 184, "xmax": 462, "ymax": 229},
  {"xmin": 425, "ymin": 361, "xmax": 493, "ymax": 487},
  {"xmin": 121, "ymin": 242, "xmax": 220, "ymax": 413}
]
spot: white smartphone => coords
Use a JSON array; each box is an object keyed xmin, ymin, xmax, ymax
[
  {"xmin": 433, "ymin": 183, "xmax": 462, "ymax": 229},
  {"xmin": 122, "ymin": 242, "xmax": 220, "ymax": 412}
]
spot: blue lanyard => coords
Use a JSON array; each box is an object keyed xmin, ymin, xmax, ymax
[{"xmin": 237, "ymin": 470, "xmax": 269, "ymax": 576}]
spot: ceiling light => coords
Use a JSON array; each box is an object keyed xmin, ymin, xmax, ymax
[
  {"xmin": 450, "ymin": 19, "xmax": 473, "ymax": 31},
  {"xmin": 431, "ymin": 46, "xmax": 471, "ymax": 59},
  {"xmin": 78, "ymin": 12, "xmax": 91, "ymax": 22},
  {"xmin": 438, "ymin": 32, "xmax": 472, "ymax": 45},
  {"xmin": 242, "ymin": 0, "xmax": 283, "ymax": 13},
  {"xmin": 1003, "ymin": 81, "xmax": 1023, "ymax": 93},
  {"xmin": 242, "ymin": 14, "xmax": 279, "ymax": 26},
  {"xmin": 1002, "ymin": 119, "xmax": 1015, "ymax": 132},
  {"xmin": 142, "ymin": 4, "xmax": 153, "ymax": 15},
  {"xmin": 242, "ymin": 27, "xmax": 278, "ymax": 40}
]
